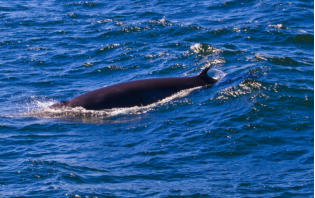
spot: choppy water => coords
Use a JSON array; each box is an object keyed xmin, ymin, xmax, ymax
[{"xmin": 0, "ymin": 0, "xmax": 314, "ymax": 197}]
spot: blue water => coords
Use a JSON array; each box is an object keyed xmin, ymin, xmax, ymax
[{"xmin": 0, "ymin": 0, "xmax": 313, "ymax": 197}]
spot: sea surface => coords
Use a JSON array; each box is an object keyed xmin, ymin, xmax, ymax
[{"xmin": 0, "ymin": 0, "xmax": 314, "ymax": 197}]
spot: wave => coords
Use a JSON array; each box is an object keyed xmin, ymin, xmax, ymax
[
  {"xmin": 190, "ymin": 43, "xmax": 222, "ymax": 57},
  {"xmin": 288, "ymin": 34, "xmax": 314, "ymax": 44},
  {"xmin": 215, "ymin": 79, "xmax": 265, "ymax": 102},
  {"xmin": 66, "ymin": 1, "xmax": 103, "ymax": 8}
]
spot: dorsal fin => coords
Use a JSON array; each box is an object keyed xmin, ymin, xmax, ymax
[
  {"xmin": 199, "ymin": 66, "xmax": 210, "ymax": 77},
  {"xmin": 198, "ymin": 66, "xmax": 217, "ymax": 85}
]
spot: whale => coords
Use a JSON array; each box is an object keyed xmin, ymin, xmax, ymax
[{"xmin": 51, "ymin": 67, "xmax": 217, "ymax": 110}]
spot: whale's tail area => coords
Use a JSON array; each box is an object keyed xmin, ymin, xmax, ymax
[{"xmin": 198, "ymin": 67, "xmax": 217, "ymax": 85}]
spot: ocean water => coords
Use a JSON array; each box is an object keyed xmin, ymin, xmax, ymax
[{"xmin": 0, "ymin": 0, "xmax": 313, "ymax": 197}]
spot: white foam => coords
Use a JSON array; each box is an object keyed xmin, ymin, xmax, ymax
[
  {"xmin": 215, "ymin": 80, "xmax": 264, "ymax": 100},
  {"xmin": 190, "ymin": 43, "xmax": 222, "ymax": 55},
  {"xmin": 268, "ymin": 24, "xmax": 284, "ymax": 29}
]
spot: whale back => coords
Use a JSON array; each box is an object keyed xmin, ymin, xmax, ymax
[{"xmin": 51, "ymin": 67, "xmax": 217, "ymax": 110}]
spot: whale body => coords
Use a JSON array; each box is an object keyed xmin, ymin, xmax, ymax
[{"xmin": 51, "ymin": 67, "xmax": 217, "ymax": 110}]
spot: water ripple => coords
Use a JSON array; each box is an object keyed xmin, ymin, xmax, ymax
[{"xmin": 0, "ymin": 0, "xmax": 313, "ymax": 197}]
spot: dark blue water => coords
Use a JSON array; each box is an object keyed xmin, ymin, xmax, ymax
[{"xmin": 0, "ymin": 0, "xmax": 313, "ymax": 197}]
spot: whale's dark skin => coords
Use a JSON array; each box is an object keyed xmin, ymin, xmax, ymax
[{"xmin": 51, "ymin": 67, "xmax": 217, "ymax": 110}]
